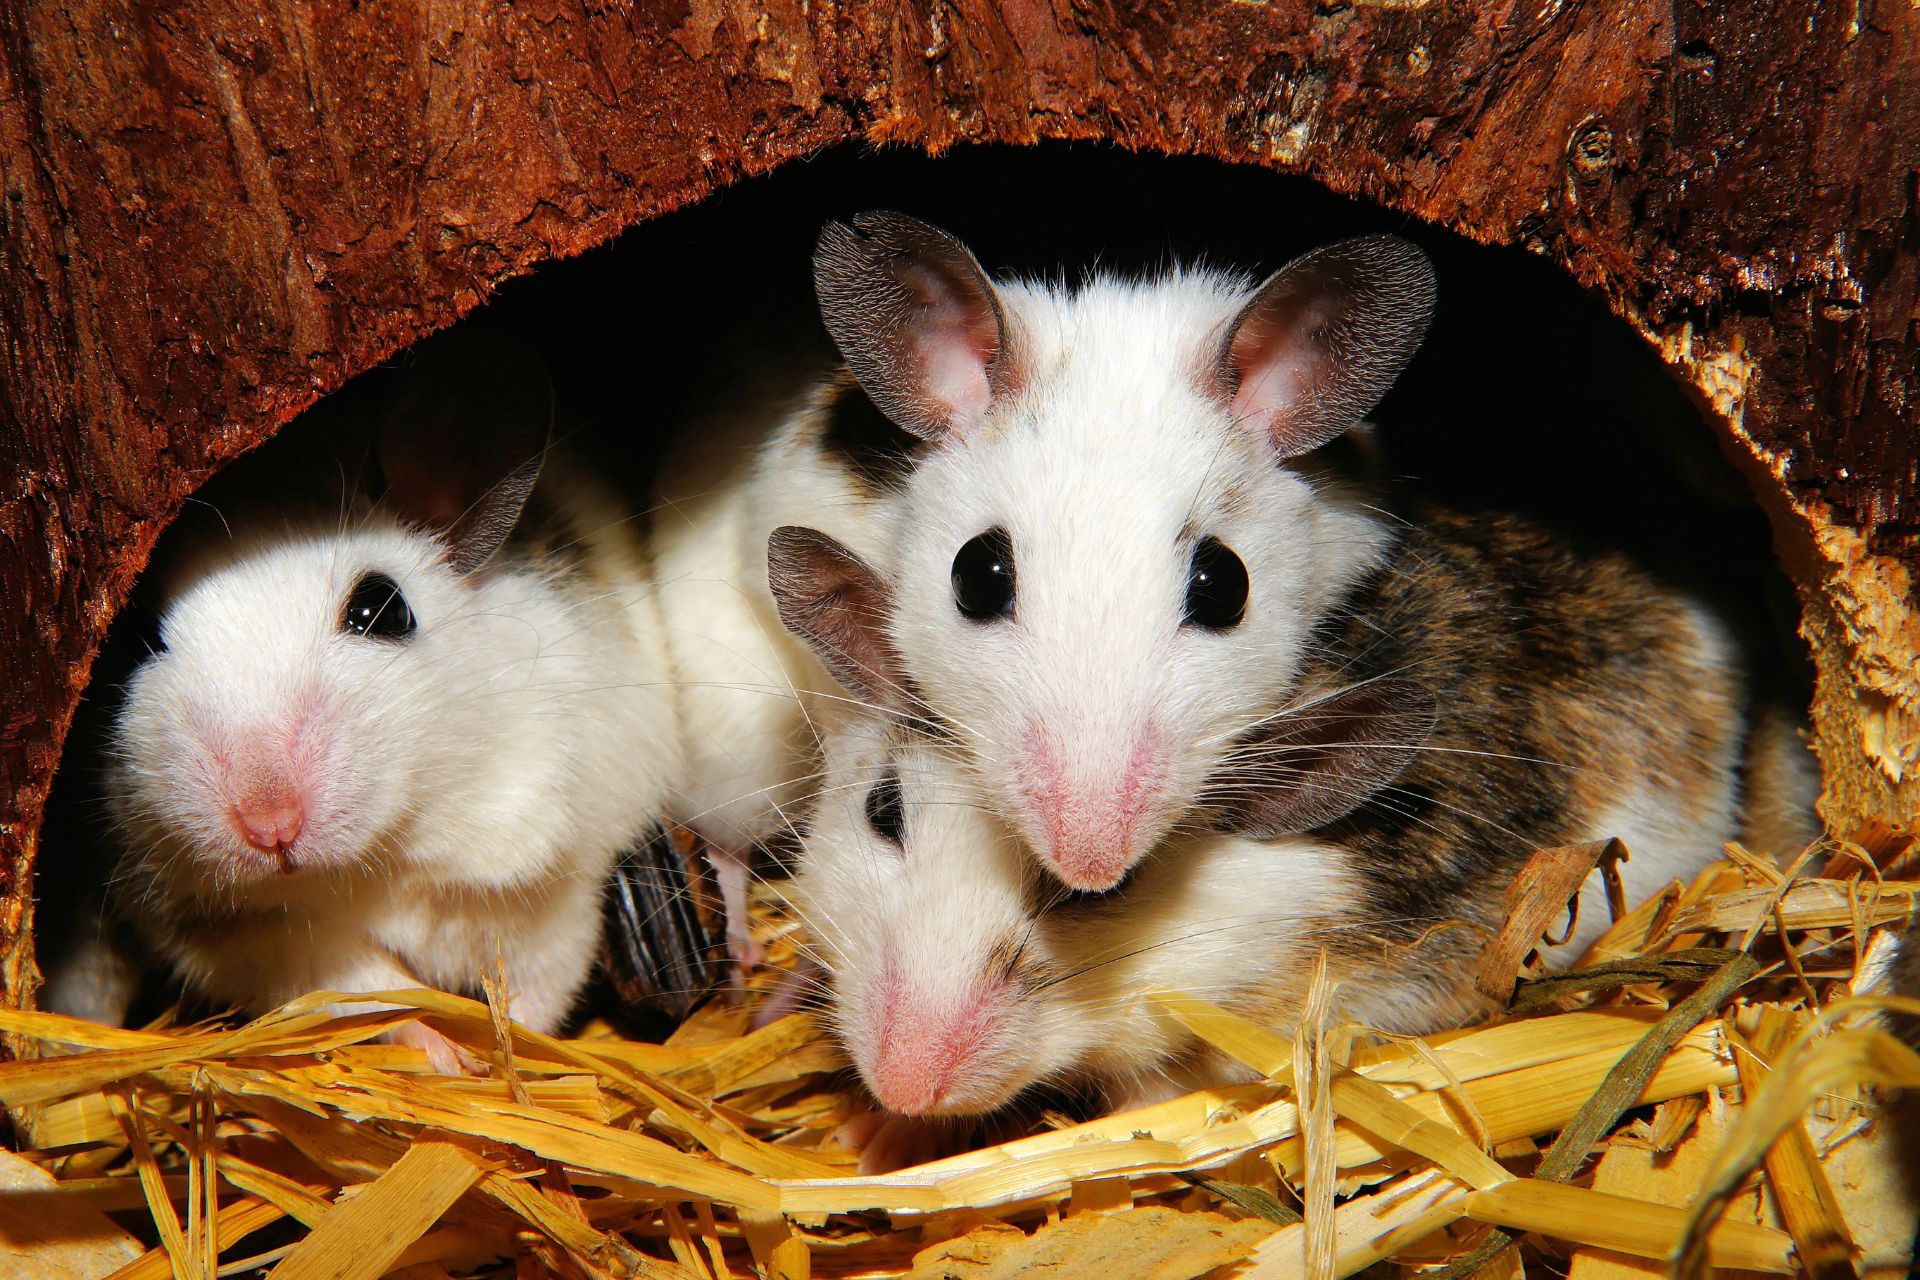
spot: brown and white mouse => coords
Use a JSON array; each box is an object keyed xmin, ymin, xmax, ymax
[{"xmin": 773, "ymin": 508, "xmax": 1746, "ymax": 1132}]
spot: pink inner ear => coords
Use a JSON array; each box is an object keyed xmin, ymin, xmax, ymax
[
  {"xmin": 916, "ymin": 329, "xmax": 992, "ymax": 430},
  {"xmin": 1229, "ymin": 297, "xmax": 1329, "ymax": 427},
  {"xmin": 897, "ymin": 261, "xmax": 997, "ymax": 433}
]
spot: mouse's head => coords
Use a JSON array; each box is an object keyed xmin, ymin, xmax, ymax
[
  {"xmin": 785, "ymin": 715, "xmax": 1062, "ymax": 1117},
  {"xmin": 769, "ymin": 530, "xmax": 1438, "ymax": 1115},
  {"xmin": 811, "ymin": 213, "xmax": 1435, "ymax": 890},
  {"xmin": 110, "ymin": 333, "xmax": 553, "ymax": 892}
]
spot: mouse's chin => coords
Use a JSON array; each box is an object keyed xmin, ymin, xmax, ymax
[
  {"xmin": 211, "ymin": 845, "xmax": 307, "ymax": 882},
  {"xmin": 207, "ymin": 833, "xmax": 365, "ymax": 883}
]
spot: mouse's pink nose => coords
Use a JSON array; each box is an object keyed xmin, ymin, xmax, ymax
[
  {"xmin": 1024, "ymin": 728, "xmax": 1162, "ymax": 890},
  {"xmin": 870, "ymin": 1047, "xmax": 955, "ymax": 1117},
  {"xmin": 231, "ymin": 796, "xmax": 304, "ymax": 853},
  {"xmin": 865, "ymin": 971, "xmax": 1003, "ymax": 1116}
]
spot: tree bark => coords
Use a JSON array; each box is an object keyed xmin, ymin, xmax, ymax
[{"xmin": 2, "ymin": 1, "xmax": 1916, "ymax": 1008}]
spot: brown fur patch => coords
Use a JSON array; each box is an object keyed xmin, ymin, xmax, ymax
[
  {"xmin": 811, "ymin": 371, "xmax": 927, "ymax": 498},
  {"xmin": 1299, "ymin": 502, "xmax": 1743, "ymax": 950}
]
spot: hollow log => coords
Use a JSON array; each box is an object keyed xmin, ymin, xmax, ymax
[{"xmin": 1, "ymin": 2, "xmax": 1916, "ymax": 1009}]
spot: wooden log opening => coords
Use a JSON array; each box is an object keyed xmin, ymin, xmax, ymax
[{"xmin": 2, "ymin": 4, "xmax": 1916, "ymax": 1012}]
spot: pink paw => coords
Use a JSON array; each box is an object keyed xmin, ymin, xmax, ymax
[
  {"xmin": 750, "ymin": 957, "xmax": 820, "ymax": 1029},
  {"xmin": 834, "ymin": 1111, "xmax": 956, "ymax": 1174},
  {"xmin": 387, "ymin": 1020, "xmax": 483, "ymax": 1075}
]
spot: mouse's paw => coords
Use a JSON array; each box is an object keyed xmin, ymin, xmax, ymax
[
  {"xmin": 749, "ymin": 956, "xmax": 820, "ymax": 1030},
  {"xmin": 833, "ymin": 1111, "xmax": 961, "ymax": 1175},
  {"xmin": 388, "ymin": 1020, "xmax": 484, "ymax": 1076}
]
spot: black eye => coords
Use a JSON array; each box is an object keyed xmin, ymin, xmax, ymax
[
  {"xmin": 951, "ymin": 527, "xmax": 1016, "ymax": 621},
  {"xmin": 1184, "ymin": 537, "xmax": 1248, "ymax": 631},
  {"xmin": 864, "ymin": 774, "xmax": 906, "ymax": 847},
  {"xmin": 340, "ymin": 572, "xmax": 417, "ymax": 641}
]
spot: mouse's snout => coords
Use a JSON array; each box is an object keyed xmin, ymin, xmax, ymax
[
  {"xmin": 206, "ymin": 727, "xmax": 324, "ymax": 868},
  {"xmin": 229, "ymin": 785, "xmax": 305, "ymax": 857},
  {"xmin": 1019, "ymin": 724, "xmax": 1166, "ymax": 891},
  {"xmin": 858, "ymin": 957, "xmax": 1025, "ymax": 1117}
]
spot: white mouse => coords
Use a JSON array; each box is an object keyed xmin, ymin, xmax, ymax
[
  {"xmin": 785, "ymin": 714, "xmax": 1448, "ymax": 1124},
  {"xmin": 649, "ymin": 214, "xmax": 1428, "ymax": 929},
  {"xmin": 772, "ymin": 512, "xmax": 1748, "ymax": 1126},
  {"xmin": 809, "ymin": 212, "xmax": 1433, "ymax": 892},
  {"xmin": 648, "ymin": 358, "xmax": 922, "ymax": 963},
  {"xmin": 66, "ymin": 333, "xmax": 687, "ymax": 1070}
]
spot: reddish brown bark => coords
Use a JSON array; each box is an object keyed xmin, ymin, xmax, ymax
[{"xmin": 2, "ymin": 1, "xmax": 1917, "ymax": 1007}]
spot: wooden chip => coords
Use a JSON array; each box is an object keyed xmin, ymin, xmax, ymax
[
  {"xmin": 1419, "ymin": 951, "xmax": 1759, "ymax": 1279},
  {"xmin": 1666, "ymin": 878, "xmax": 1919, "ymax": 937},
  {"xmin": 1510, "ymin": 947, "xmax": 1740, "ymax": 1013},
  {"xmin": 0, "ymin": 1147, "xmax": 144, "ymax": 1280},
  {"xmin": 1463, "ymin": 1179, "xmax": 1793, "ymax": 1273},
  {"xmin": 1233, "ymin": 1167, "xmax": 1472, "ymax": 1280},
  {"xmin": 480, "ymin": 1170, "xmax": 687, "ymax": 1279},
  {"xmin": 1674, "ymin": 1022, "xmax": 1920, "ymax": 1280},
  {"xmin": 1813, "ymin": 1103, "xmax": 1920, "ymax": 1278},
  {"xmin": 108, "ymin": 1197, "xmax": 287, "ymax": 1280},
  {"xmin": 1732, "ymin": 1009, "xmax": 1860, "ymax": 1280},
  {"xmin": 1294, "ymin": 953, "xmax": 1337, "ymax": 1280},
  {"xmin": 1150, "ymin": 993, "xmax": 1294, "ymax": 1080},
  {"xmin": 1566, "ymin": 1106, "xmax": 1768, "ymax": 1280},
  {"xmin": 17, "ymin": 858, "xmax": 1918, "ymax": 1280},
  {"xmin": 901, "ymin": 1206, "xmax": 1268, "ymax": 1280},
  {"xmin": 106, "ymin": 1089, "xmax": 189, "ymax": 1280},
  {"xmin": 1065, "ymin": 1176, "xmax": 1131, "ymax": 1216},
  {"xmin": 1326, "ymin": 1074, "xmax": 1510, "ymax": 1190},
  {"xmin": 740, "ymin": 1212, "xmax": 811, "ymax": 1280},
  {"xmin": 1644, "ymin": 1095, "xmax": 1703, "ymax": 1154},
  {"xmin": 1476, "ymin": 841, "xmax": 1618, "ymax": 1001},
  {"xmin": 269, "ymin": 1133, "xmax": 495, "ymax": 1280},
  {"xmin": 1174, "ymin": 1173, "xmax": 1301, "ymax": 1226}
]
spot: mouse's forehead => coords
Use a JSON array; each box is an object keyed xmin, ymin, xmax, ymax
[
  {"xmin": 799, "ymin": 737, "xmax": 1030, "ymax": 951},
  {"xmin": 159, "ymin": 519, "xmax": 438, "ymax": 644},
  {"xmin": 818, "ymin": 734, "xmax": 1020, "ymax": 868}
]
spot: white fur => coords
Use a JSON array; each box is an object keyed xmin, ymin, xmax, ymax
[
  {"xmin": 649, "ymin": 377, "xmax": 904, "ymax": 854},
  {"xmin": 653, "ymin": 264, "xmax": 1396, "ymax": 899},
  {"xmin": 1543, "ymin": 597, "xmax": 1746, "ymax": 964},
  {"xmin": 784, "ymin": 718, "xmax": 1044, "ymax": 1115},
  {"xmin": 100, "ymin": 457, "xmax": 683, "ymax": 1034},
  {"xmin": 794, "ymin": 666, "xmax": 1753, "ymax": 1118},
  {"xmin": 789, "ymin": 716, "xmax": 1412, "ymax": 1117},
  {"xmin": 883, "ymin": 270, "xmax": 1393, "ymax": 888}
]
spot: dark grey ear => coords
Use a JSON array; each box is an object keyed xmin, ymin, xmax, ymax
[
  {"xmin": 379, "ymin": 330, "xmax": 553, "ymax": 575},
  {"xmin": 813, "ymin": 211, "xmax": 1015, "ymax": 444},
  {"xmin": 1216, "ymin": 234, "xmax": 1435, "ymax": 458},
  {"xmin": 767, "ymin": 526, "xmax": 911, "ymax": 714},
  {"xmin": 1201, "ymin": 676, "xmax": 1437, "ymax": 837}
]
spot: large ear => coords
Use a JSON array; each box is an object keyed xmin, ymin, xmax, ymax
[
  {"xmin": 379, "ymin": 329, "xmax": 553, "ymax": 575},
  {"xmin": 1215, "ymin": 234, "xmax": 1435, "ymax": 458},
  {"xmin": 813, "ymin": 211, "xmax": 1015, "ymax": 444},
  {"xmin": 1201, "ymin": 676, "xmax": 1437, "ymax": 837},
  {"xmin": 767, "ymin": 526, "xmax": 912, "ymax": 715}
]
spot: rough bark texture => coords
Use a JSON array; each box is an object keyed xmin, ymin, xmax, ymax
[{"xmin": 2, "ymin": 1, "xmax": 1916, "ymax": 1007}]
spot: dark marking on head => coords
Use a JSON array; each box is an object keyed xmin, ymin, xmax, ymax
[{"xmin": 815, "ymin": 373, "xmax": 928, "ymax": 498}]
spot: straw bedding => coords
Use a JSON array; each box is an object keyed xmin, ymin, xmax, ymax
[{"xmin": 2, "ymin": 825, "xmax": 1917, "ymax": 1280}]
